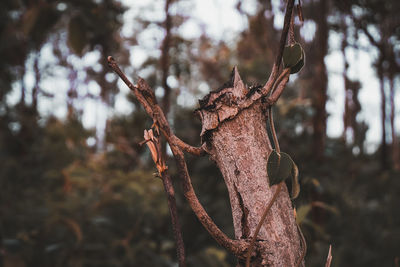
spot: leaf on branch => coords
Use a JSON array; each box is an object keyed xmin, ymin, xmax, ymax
[
  {"xmin": 267, "ymin": 150, "xmax": 292, "ymax": 185},
  {"xmin": 267, "ymin": 150, "xmax": 300, "ymax": 198},
  {"xmin": 283, "ymin": 42, "xmax": 305, "ymax": 74}
]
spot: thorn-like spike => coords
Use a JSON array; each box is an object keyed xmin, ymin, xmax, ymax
[
  {"xmin": 233, "ymin": 66, "xmax": 242, "ymax": 86},
  {"xmin": 231, "ymin": 66, "xmax": 246, "ymax": 97}
]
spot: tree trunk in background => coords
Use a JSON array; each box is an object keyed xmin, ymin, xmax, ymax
[
  {"xmin": 311, "ymin": 0, "xmax": 328, "ymax": 160},
  {"xmin": 161, "ymin": 0, "xmax": 172, "ymax": 156},
  {"xmin": 377, "ymin": 63, "xmax": 388, "ymax": 168},
  {"xmin": 32, "ymin": 55, "xmax": 40, "ymax": 112},
  {"xmin": 342, "ymin": 30, "xmax": 349, "ymax": 143},
  {"xmin": 389, "ymin": 74, "xmax": 400, "ymax": 170},
  {"xmin": 197, "ymin": 69, "xmax": 303, "ymax": 266}
]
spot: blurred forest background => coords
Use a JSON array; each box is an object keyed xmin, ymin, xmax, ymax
[{"xmin": 0, "ymin": 0, "xmax": 399, "ymax": 266}]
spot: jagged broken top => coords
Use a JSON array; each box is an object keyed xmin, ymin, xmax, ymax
[{"xmin": 197, "ymin": 66, "xmax": 264, "ymax": 137}]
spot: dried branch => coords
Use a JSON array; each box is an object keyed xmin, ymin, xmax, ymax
[
  {"xmin": 107, "ymin": 57, "xmax": 247, "ymax": 257},
  {"xmin": 245, "ymin": 182, "xmax": 283, "ymax": 267},
  {"xmin": 107, "ymin": 56, "xmax": 205, "ymax": 157},
  {"xmin": 267, "ymin": 68, "xmax": 291, "ymax": 105},
  {"xmin": 325, "ymin": 245, "xmax": 332, "ymax": 267},
  {"xmin": 161, "ymin": 171, "xmax": 186, "ymax": 266},
  {"xmin": 142, "ymin": 129, "xmax": 186, "ymax": 267},
  {"xmin": 170, "ymin": 135, "xmax": 207, "ymax": 156},
  {"xmin": 295, "ymin": 223, "xmax": 307, "ymax": 267}
]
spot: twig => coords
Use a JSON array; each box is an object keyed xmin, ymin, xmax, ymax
[
  {"xmin": 267, "ymin": 68, "xmax": 291, "ymax": 105},
  {"xmin": 268, "ymin": 107, "xmax": 280, "ymax": 153},
  {"xmin": 161, "ymin": 171, "xmax": 187, "ymax": 267},
  {"xmin": 289, "ymin": 12, "xmax": 296, "ymax": 45},
  {"xmin": 107, "ymin": 56, "xmax": 205, "ymax": 157},
  {"xmin": 171, "ymin": 135, "xmax": 207, "ymax": 156},
  {"xmin": 245, "ymin": 183, "xmax": 283, "ymax": 267},
  {"xmin": 262, "ymin": 0, "xmax": 295, "ymax": 95},
  {"xmin": 143, "ymin": 129, "xmax": 186, "ymax": 266},
  {"xmin": 107, "ymin": 57, "xmax": 247, "ymax": 257},
  {"xmin": 325, "ymin": 245, "xmax": 332, "ymax": 267},
  {"xmin": 295, "ymin": 223, "xmax": 307, "ymax": 267}
]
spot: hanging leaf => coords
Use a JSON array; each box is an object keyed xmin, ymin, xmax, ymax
[
  {"xmin": 267, "ymin": 150, "xmax": 301, "ymax": 198},
  {"xmin": 283, "ymin": 42, "xmax": 305, "ymax": 74},
  {"xmin": 267, "ymin": 150, "xmax": 293, "ymax": 186}
]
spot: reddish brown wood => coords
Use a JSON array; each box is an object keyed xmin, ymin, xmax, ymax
[{"xmin": 197, "ymin": 69, "xmax": 303, "ymax": 266}]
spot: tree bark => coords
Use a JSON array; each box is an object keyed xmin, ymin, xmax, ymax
[{"xmin": 197, "ymin": 68, "xmax": 303, "ymax": 266}]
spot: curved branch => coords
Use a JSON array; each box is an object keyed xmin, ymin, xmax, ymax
[
  {"xmin": 267, "ymin": 68, "xmax": 291, "ymax": 105},
  {"xmin": 170, "ymin": 135, "xmax": 207, "ymax": 156},
  {"xmin": 107, "ymin": 57, "xmax": 247, "ymax": 256}
]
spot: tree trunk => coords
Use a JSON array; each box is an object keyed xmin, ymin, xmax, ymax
[
  {"xmin": 160, "ymin": 0, "xmax": 172, "ymax": 157},
  {"xmin": 311, "ymin": 0, "xmax": 328, "ymax": 160},
  {"xmin": 389, "ymin": 74, "xmax": 400, "ymax": 170},
  {"xmin": 378, "ymin": 63, "xmax": 388, "ymax": 168},
  {"xmin": 197, "ymin": 68, "xmax": 303, "ymax": 266}
]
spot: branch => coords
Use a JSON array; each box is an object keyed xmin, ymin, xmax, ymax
[
  {"xmin": 325, "ymin": 245, "xmax": 332, "ymax": 267},
  {"xmin": 262, "ymin": 0, "xmax": 295, "ymax": 95},
  {"xmin": 107, "ymin": 57, "xmax": 247, "ymax": 257},
  {"xmin": 171, "ymin": 135, "xmax": 207, "ymax": 156},
  {"xmin": 245, "ymin": 182, "xmax": 283, "ymax": 267},
  {"xmin": 107, "ymin": 56, "xmax": 206, "ymax": 157},
  {"xmin": 142, "ymin": 129, "xmax": 186, "ymax": 266},
  {"xmin": 267, "ymin": 68, "xmax": 291, "ymax": 105},
  {"xmin": 161, "ymin": 171, "xmax": 186, "ymax": 266}
]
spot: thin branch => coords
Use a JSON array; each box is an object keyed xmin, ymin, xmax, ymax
[
  {"xmin": 108, "ymin": 56, "xmax": 205, "ymax": 157},
  {"xmin": 161, "ymin": 171, "xmax": 187, "ymax": 267},
  {"xmin": 143, "ymin": 129, "xmax": 186, "ymax": 266},
  {"xmin": 262, "ymin": 0, "xmax": 295, "ymax": 95},
  {"xmin": 295, "ymin": 223, "xmax": 307, "ymax": 267},
  {"xmin": 245, "ymin": 183, "xmax": 283, "ymax": 267},
  {"xmin": 268, "ymin": 107, "xmax": 280, "ymax": 152},
  {"xmin": 170, "ymin": 135, "xmax": 207, "ymax": 156},
  {"xmin": 288, "ymin": 11, "xmax": 296, "ymax": 45},
  {"xmin": 268, "ymin": 68, "xmax": 291, "ymax": 105},
  {"xmin": 107, "ymin": 57, "xmax": 247, "ymax": 257}
]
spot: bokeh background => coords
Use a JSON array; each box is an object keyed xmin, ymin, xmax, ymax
[{"xmin": 0, "ymin": 0, "xmax": 399, "ymax": 266}]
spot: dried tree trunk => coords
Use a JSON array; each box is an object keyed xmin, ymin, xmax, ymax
[{"xmin": 197, "ymin": 69, "xmax": 303, "ymax": 266}]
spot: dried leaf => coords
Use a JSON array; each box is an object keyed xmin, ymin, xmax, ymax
[{"xmin": 296, "ymin": 204, "xmax": 311, "ymax": 224}]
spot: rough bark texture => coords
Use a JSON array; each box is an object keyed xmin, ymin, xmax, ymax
[{"xmin": 197, "ymin": 68, "xmax": 303, "ymax": 266}]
